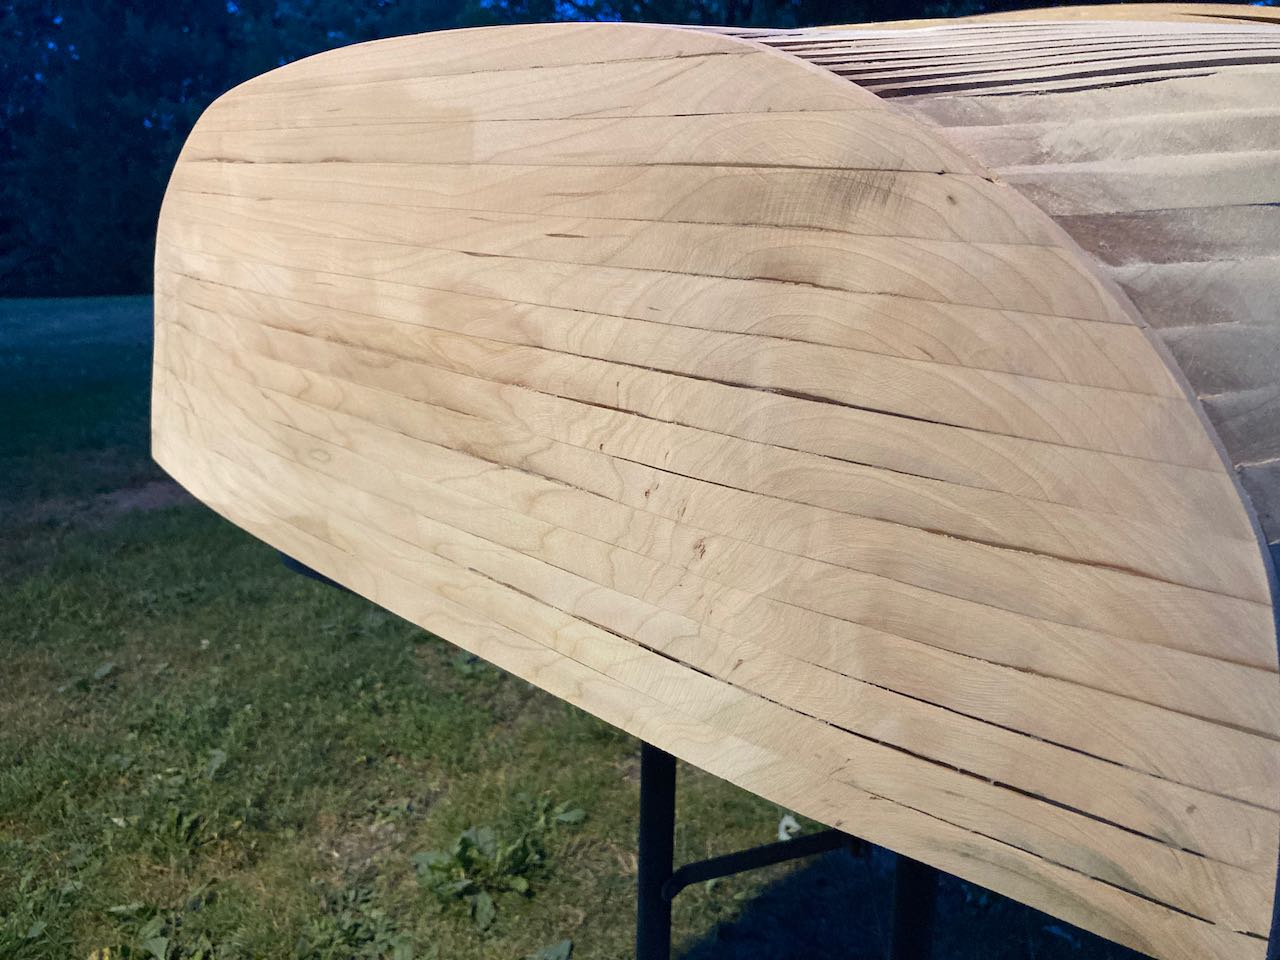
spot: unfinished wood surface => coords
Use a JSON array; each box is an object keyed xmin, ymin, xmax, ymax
[
  {"xmin": 850, "ymin": 3, "xmax": 1280, "ymax": 29},
  {"xmin": 742, "ymin": 13, "xmax": 1280, "ymax": 549},
  {"xmin": 153, "ymin": 17, "xmax": 1280, "ymax": 960}
]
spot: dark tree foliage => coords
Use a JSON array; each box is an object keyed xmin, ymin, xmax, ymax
[{"xmin": 0, "ymin": 0, "xmax": 1269, "ymax": 295}]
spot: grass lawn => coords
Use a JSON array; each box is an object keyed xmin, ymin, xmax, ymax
[{"xmin": 0, "ymin": 297, "xmax": 1144, "ymax": 960}]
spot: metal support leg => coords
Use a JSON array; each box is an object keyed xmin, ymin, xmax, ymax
[
  {"xmin": 637, "ymin": 742, "xmax": 677, "ymax": 960},
  {"xmin": 634, "ymin": 741, "xmax": 867, "ymax": 960},
  {"xmin": 662, "ymin": 828, "xmax": 860, "ymax": 901},
  {"xmin": 890, "ymin": 853, "xmax": 938, "ymax": 960}
]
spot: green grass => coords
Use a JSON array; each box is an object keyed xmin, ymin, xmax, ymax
[
  {"xmin": 1, "ymin": 296, "xmax": 165, "ymax": 579},
  {"xmin": 0, "ymin": 297, "xmax": 1144, "ymax": 960},
  {"xmin": 0, "ymin": 506, "xmax": 795, "ymax": 960},
  {"xmin": 1, "ymin": 296, "xmax": 162, "ymax": 503}
]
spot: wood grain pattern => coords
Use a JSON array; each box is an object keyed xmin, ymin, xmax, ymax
[
  {"xmin": 844, "ymin": 3, "xmax": 1280, "ymax": 29},
  {"xmin": 748, "ymin": 14, "xmax": 1280, "ymax": 556},
  {"xmin": 153, "ymin": 16, "xmax": 1280, "ymax": 960}
]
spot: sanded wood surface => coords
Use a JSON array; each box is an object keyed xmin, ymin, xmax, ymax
[
  {"xmin": 153, "ymin": 16, "xmax": 1280, "ymax": 960},
  {"xmin": 738, "ymin": 12, "xmax": 1280, "ymax": 544},
  {"xmin": 851, "ymin": 2, "xmax": 1280, "ymax": 29}
]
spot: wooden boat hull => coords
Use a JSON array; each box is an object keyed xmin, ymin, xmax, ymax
[{"xmin": 153, "ymin": 16, "xmax": 1280, "ymax": 959}]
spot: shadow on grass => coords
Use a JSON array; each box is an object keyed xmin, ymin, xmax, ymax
[{"xmin": 679, "ymin": 847, "xmax": 1145, "ymax": 960}]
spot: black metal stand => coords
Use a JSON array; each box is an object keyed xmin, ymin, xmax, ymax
[
  {"xmin": 636, "ymin": 742, "xmax": 889, "ymax": 960},
  {"xmin": 637, "ymin": 743, "xmax": 678, "ymax": 960},
  {"xmin": 891, "ymin": 853, "xmax": 939, "ymax": 960}
]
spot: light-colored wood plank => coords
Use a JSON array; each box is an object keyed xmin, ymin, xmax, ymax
[
  {"xmin": 804, "ymin": 36, "xmax": 1280, "ymax": 72},
  {"xmin": 158, "ymin": 212, "xmax": 1171, "ymax": 393},
  {"xmin": 153, "ymin": 20, "xmax": 1280, "ymax": 960},
  {"xmin": 185, "ymin": 110, "xmax": 977, "ymax": 175},
  {"xmin": 1110, "ymin": 258, "xmax": 1280, "ymax": 329},
  {"xmin": 232, "ymin": 21, "xmax": 778, "ymax": 90},
  {"xmin": 171, "ymin": 159, "xmax": 1065, "ymax": 246},
  {"xmin": 160, "ymin": 237, "xmax": 1218, "ymax": 463},
  {"xmin": 933, "ymin": 108, "xmax": 1280, "ymax": 167},
  {"xmin": 996, "ymin": 151, "xmax": 1280, "ymax": 217},
  {"xmin": 853, "ymin": 4, "xmax": 1280, "ymax": 29},
  {"xmin": 1055, "ymin": 207, "xmax": 1280, "ymax": 268}
]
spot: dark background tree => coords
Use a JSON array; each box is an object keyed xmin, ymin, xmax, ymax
[{"xmin": 1, "ymin": 0, "xmax": 1273, "ymax": 296}]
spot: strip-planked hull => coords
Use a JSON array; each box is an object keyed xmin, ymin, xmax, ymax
[{"xmin": 153, "ymin": 14, "xmax": 1280, "ymax": 959}]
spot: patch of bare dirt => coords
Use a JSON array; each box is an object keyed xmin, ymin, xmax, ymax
[
  {"xmin": 23, "ymin": 479, "xmax": 196, "ymax": 528},
  {"xmin": 318, "ymin": 792, "xmax": 442, "ymax": 879}
]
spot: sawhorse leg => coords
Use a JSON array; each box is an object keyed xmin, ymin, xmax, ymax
[
  {"xmin": 891, "ymin": 853, "xmax": 938, "ymax": 960},
  {"xmin": 634, "ymin": 742, "xmax": 869, "ymax": 960},
  {"xmin": 637, "ymin": 742, "xmax": 677, "ymax": 960}
]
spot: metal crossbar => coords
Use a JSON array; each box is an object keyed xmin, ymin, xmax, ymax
[{"xmin": 636, "ymin": 741, "xmax": 938, "ymax": 960}]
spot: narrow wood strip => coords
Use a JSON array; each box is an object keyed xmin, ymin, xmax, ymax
[
  {"xmin": 1108, "ymin": 258, "xmax": 1280, "ymax": 330},
  {"xmin": 999, "ymin": 150, "xmax": 1280, "ymax": 216},
  {"xmin": 898, "ymin": 64, "xmax": 1280, "ymax": 125},
  {"xmin": 816, "ymin": 40, "xmax": 1280, "ymax": 83},
  {"xmin": 791, "ymin": 21, "xmax": 1280, "ymax": 40},
  {"xmin": 170, "ymin": 159, "xmax": 1066, "ymax": 246},
  {"xmin": 793, "ymin": 27, "xmax": 1280, "ymax": 48},
  {"xmin": 199, "ymin": 46, "xmax": 915, "ymax": 125},
  {"xmin": 828, "ymin": 6, "xmax": 1280, "ymax": 29},
  {"xmin": 793, "ymin": 30, "xmax": 1280, "ymax": 55},
  {"xmin": 763, "ymin": 24, "xmax": 1276, "ymax": 48},
  {"xmin": 799, "ymin": 36, "xmax": 1280, "ymax": 70},
  {"xmin": 872, "ymin": 73, "xmax": 1224, "ymax": 101},
  {"xmin": 1241, "ymin": 463, "xmax": 1280, "ymax": 548},
  {"xmin": 1057, "ymin": 208, "xmax": 1280, "ymax": 269},
  {"xmin": 855, "ymin": 60, "xmax": 1280, "ymax": 98},
  {"xmin": 1202, "ymin": 381, "xmax": 1280, "ymax": 468},
  {"xmin": 1162, "ymin": 323, "xmax": 1280, "ymax": 401},
  {"xmin": 232, "ymin": 22, "xmax": 767, "ymax": 90},
  {"xmin": 932, "ymin": 108, "xmax": 1280, "ymax": 169},
  {"xmin": 184, "ymin": 112, "xmax": 979, "ymax": 177}
]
